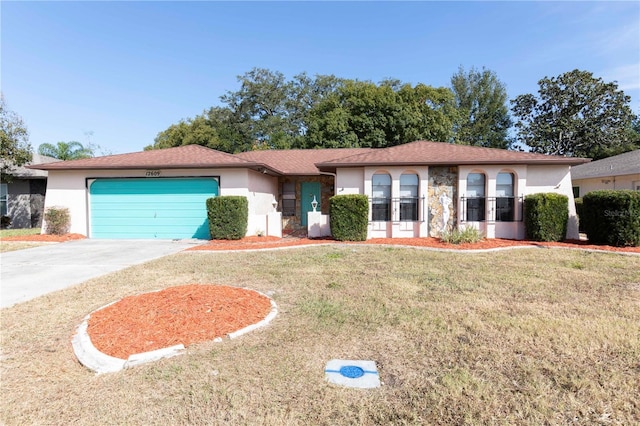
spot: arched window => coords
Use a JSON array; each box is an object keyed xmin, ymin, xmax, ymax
[
  {"xmin": 466, "ymin": 173, "xmax": 486, "ymax": 221},
  {"xmin": 372, "ymin": 173, "xmax": 391, "ymax": 221},
  {"xmin": 400, "ymin": 173, "xmax": 419, "ymax": 221},
  {"xmin": 496, "ymin": 172, "xmax": 515, "ymax": 221}
]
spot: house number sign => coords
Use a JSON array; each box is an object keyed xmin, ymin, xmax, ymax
[{"xmin": 145, "ymin": 170, "xmax": 161, "ymax": 177}]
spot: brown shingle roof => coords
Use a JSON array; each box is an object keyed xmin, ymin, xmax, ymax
[
  {"xmin": 316, "ymin": 140, "xmax": 590, "ymax": 171},
  {"xmin": 28, "ymin": 141, "xmax": 590, "ymax": 174},
  {"xmin": 236, "ymin": 148, "xmax": 372, "ymax": 175},
  {"xmin": 29, "ymin": 145, "xmax": 258, "ymax": 171}
]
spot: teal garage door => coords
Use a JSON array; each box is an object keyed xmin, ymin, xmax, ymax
[{"xmin": 90, "ymin": 178, "xmax": 218, "ymax": 239}]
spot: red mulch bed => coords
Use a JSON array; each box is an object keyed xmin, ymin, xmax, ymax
[
  {"xmin": 4, "ymin": 233, "xmax": 636, "ymax": 253},
  {"xmin": 189, "ymin": 236, "xmax": 640, "ymax": 254},
  {"xmin": 187, "ymin": 235, "xmax": 332, "ymax": 251},
  {"xmin": 87, "ymin": 284, "xmax": 272, "ymax": 359},
  {"xmin": 0, "ymin": 233, "xmax": 86, "ymax": 242}
]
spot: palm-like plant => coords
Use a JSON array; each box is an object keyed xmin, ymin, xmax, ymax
[{"xmin": 38, "ymin": 141, "xmax": 94, "ymax": 160}]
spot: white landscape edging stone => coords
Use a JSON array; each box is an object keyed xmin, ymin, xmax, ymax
[
  {"xmin": 228, "ymin": 290, "xmax": 278, "ymax": 339},
  {"xmin": 73, "ymin": 314, "xmax": 187, "ymax": 374},
  {"xmin": 124, "ymin": 344, "xmax": 185, "ymax": 369},
  {"xmin": 72, "ymin": 287, "xmax": 278, "ymax": 374},
  {"xmin": 72, "ymin": 317, "xmax": 127, "ymax": 374}
]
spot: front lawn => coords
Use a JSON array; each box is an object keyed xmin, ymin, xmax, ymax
[
  {"xmin": 0, "ymin": 228, "xmax": 41, "ymax": 238},
  {"xmin": 1, "ymin": 246, "xmax": 638, "ymax": 424},
  {"xmin": 0, "ymin": 228, "xmax": 47, "ymax": 252}
]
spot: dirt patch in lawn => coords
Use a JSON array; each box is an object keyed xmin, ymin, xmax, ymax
[
  {"xmin": 0, "ymin": 233, "xmax": 86, "ymax": 242},
  {"xmin": 190, "ymin": 236, "xmax": 640, "ymax": 254},
  {"xmin": 86, "ymin": 284, "xmax": 273, "ymax": 359}
]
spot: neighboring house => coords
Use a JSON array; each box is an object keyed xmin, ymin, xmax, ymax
[
  {"xmin": 571, "ymin": 150, "xmax": 640, "ymax": 197},
  {"xmin": 29, "ymin": 141, "xmax": 588, "ymax": 240},
  {"xmin": 1, "ymin": 154, "xmax": 60, "ymax": 229}
]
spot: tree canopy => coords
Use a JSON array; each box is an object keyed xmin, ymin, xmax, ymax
[
  {"xmin": 511, "ymin": 69, "xmax": 637, "ymax": 159},
  {"xmin": 303, "ymin": 80, "xmax": 457, "ymax": 148},
  {"xmin": 0, "ymin": 95, "xmax": 32, "ymax": 182},
  {"xmin": 148, "ymin": 67, "xmax": 637, "ymax": 159},
  {"xmin": 450, "ymin": 66, "xmax": 512, "ymax": 149},
  {"xmin": 38, "ymin": 141, "xmax": 94, "ymax": 160},
  {"xmin": 146, "ymin": 68, "xmax": 459, "ymax": 153}
]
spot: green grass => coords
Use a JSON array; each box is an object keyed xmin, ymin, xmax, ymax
[
  {"xmin": 0, "ymin": 227, "xmax": 41, "ymax": 237},
  {"xmin": 0, "ymin": 228, "xmax": 46, "ymax": 252},
  {"xmin": 1, "ymin": 246, "xmax": 639, "ymax": 425}
]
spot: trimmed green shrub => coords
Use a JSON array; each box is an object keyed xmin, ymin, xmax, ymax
[
  {"xmin": 581, "ymin": 190, "xmax": 640, "ymax": 247},
  {"xmin": 574, "ymin": 197, "xmax": 584, "ymax": 232},
  {"xmin": 441, "ymin": 226, "xmax": 484, "ymax": 244},
  {"xmin": 44, "ymin": 206, "xmax": 71, "ymax": 235},
  {"xmin": 329, "ymin": 194, "xmax": 369, "ymax": 241},
  {"xmin": 524, "ymin": 193, "xmax": 568, "ymax": 242},
  {"xmin": 206, "ymin": 196, "xmax": 248, "ymax": 240}
]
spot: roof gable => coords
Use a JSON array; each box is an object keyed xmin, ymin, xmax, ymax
[
  {"xmin": 236, "ymin": 148, "xmax": 371, "ymax": 175},
  {"xmin": 29, "ymin": 145, "xmax": 256, "ymax": 171}
]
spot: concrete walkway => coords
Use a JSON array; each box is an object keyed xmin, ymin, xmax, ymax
[{"xmin": 0, "ymin": 239, "xmax": 204, "ymax": 308}]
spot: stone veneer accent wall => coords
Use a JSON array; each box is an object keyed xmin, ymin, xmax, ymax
[{"xmin": 428, "ymin": 167, "xmax": 458, "ymax": 237}]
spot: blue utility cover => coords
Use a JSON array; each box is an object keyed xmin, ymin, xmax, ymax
[{"xmin": 90, "ymin": 178, "xmax": 218, "ymax": 239}]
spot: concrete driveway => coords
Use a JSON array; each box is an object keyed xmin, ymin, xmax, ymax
[{"xmin": 0, "ymin": 239, "xmax": 203, "ymax": 308}]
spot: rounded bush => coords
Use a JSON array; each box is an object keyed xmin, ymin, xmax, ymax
[
  {"xmin": 524, "ymin": 193, "xmax": 568, "ymax": 242},
  {"xmin": 44, "ymin": 206, "xmax": 71, "ymax": 235},
  {"xmin": 206, "ymin": 196, "xmax": 248, "ymax": 240},
  {"xmin": 329, "ymin": 194, "xmax": 368, "ymax": 241},
  {"xmin": 581, "ymin": 190, "xmax": 640, "ymax": 247}
]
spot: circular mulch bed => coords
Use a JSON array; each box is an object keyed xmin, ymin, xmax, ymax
[{"xmin": 86, "ymin": 285, "xmax": 274, "ymax": 359}]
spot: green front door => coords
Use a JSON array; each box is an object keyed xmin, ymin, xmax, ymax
[{"xmin": 300, "ymin": 182, "xmax": 321, "ymax": 226}]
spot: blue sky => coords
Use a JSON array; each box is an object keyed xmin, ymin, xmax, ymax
[{"xmin": 2, "ymin": 1, "xmax": 639, "ymax": 155}]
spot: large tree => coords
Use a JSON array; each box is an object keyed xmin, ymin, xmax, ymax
[
  {"xmin": 147, "ymin": 108, "xmax": 240, "ymax": 152},
  {"xmin": 0, "ymin": 95, "xmax": 32, "ymax": 182},
  {"xmin": 38, "ymin": 141, "xmax": 94, "ymax": 160},
  {"xmin": 147, "ymin": 69, "xmax": 342, "ymax": 153},
  {"xmin": 511, "ymin": 69, "xmax": 635, "ymax": 159},
  {"xmin": 147, "ymin": 68, "xmax": 459, "ymax": 152},
  {"xmin": 450, "ymin": 66, "xmax": 512, "ymax": 149},
  {"xmin": 219, "ymin": 69, "xmax": 343, "ymax": 150},
  {"xmin": 303, "ymin": 80, "xmax": 457, "ymax": 149}
]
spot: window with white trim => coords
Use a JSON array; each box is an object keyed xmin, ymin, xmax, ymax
[
  {"xmin": 496, "ymin": 172, "xmax": 515, "ymax": 221},
  {"xmin": 466, "ymin": 173, "xmax": 486, "ymax": 221},
  {"xmin": 372, "ymin": 173, "xmax": 391, "ymax": 221},
  {"xmin": 572, "ymin": 186, "xmax": 580, "ymax": 198},
  {"xmin": 399, "ymin": 173, "xmax": 419, "ymax": 221}
]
